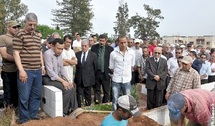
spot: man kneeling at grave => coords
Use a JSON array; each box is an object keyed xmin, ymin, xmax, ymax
[
  {"xmin": 101, "ymin": 95, "xmax": 141, "ymax": 126},
  {"xmin": 43, "ymin": 38, "xmax": 83, "ymax": 118}
]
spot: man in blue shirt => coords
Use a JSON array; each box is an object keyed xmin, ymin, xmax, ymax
[{"xmin": 101, "ymin": 95, "xmax": 141, "ymax": 126}]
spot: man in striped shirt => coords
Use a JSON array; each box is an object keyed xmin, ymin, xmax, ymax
[{"xmin": 13, "ymin": 13, "xmax": 45, "ymax": 124}]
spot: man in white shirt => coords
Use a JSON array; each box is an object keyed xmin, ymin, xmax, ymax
[
  {"xmin": 109, "ymin": 36, "xmax": 135, "ymax": 110},
  {"xmin": 199, "ymin": 53, "xmax": 211, "ymax": 84},
  {"xmin": 62, "ymin": 35, "xmax": 77, "ymax": 83},
  {"xmin": 167, "ymin": 48, "xmax": 183, "ymax": 78},
  {"xmin": 131, "ymin": 39, "xmax": 142, "ymax": 85},
  {"xmin": 72, "ymin": 33, "xmax": 82, "ymax": 52}
]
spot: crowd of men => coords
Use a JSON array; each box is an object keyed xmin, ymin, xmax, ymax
[{"xmin": 0, "ymin": 12, "xmax": 215, "ymax": 125}]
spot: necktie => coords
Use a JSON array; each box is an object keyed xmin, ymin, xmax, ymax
[
  {"xmin": 155, "ymin": 58, "xmax": 158, "ymax": 69},
  {"xmin": 82, "ymin": 52, "xmax": 86, "ymax": 66}
]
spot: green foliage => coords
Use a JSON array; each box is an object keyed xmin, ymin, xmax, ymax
[
  {"xmin": 0, "ymin": 0, "xmax": 28, "ymax": 34},
  {"xmin": 114, "ymin": 1, "xmax": 130, "ymax": 36},
  {"xmin": 36, "ymin": 24, "xmax": 63, "ymax": 39},
  {"xmin": 85, "ymin": 104, "xmax": 112, "ymax": 111},
  {"xmin": 129, "ymin": 4, "xmax": 164, "ymax": 39},
  {"xmin": 52, "ymin": 0, "xmax": 94, "ymax": 36},
  {"xmin": 130, "ymin": 85, "xmax": 140, "ymax": 103}
]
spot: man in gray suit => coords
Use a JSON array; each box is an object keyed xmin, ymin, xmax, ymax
[
  {"xmin": 75, "ymin": 39, "xmax": 98, "ymax": 107},
  {"xmin": 145, "ymin": 47, "xmax": 168, "ymax": 109}
]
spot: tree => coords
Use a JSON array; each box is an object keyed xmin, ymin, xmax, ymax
[
  {"xmin": 113, "ymin": 1, "xmax": 129, "ymax": 36},
  {"xmin": 36, "ymin": 24, "xmax": 63, "ymax": 39},
  {"xmin": 129, "ymin": 4, "xmax": 164, "ymax": 39},
  {"xmin": 52, "ymin": 0, "xmax": 94, "ymax": 36},
  {"xmin": 0, "ymin": 0, "xmax": 28, "ymax": 34}
]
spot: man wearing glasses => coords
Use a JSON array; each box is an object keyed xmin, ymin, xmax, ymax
[
  {"xmin": 0, "ymin": 20, "xmax": 20, "ymax": 108},
  {"xmin": 199, "ymin": 54, "xmax": 211, "ymax": 84},
  {"xmin": 145, "ymin": 47, "xmax": 168, "ymax": 109}
]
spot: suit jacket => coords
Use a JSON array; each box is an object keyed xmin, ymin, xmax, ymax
[
  {"xmin": 91, "ymin": 44, "xmax": 113, "ymax": 79},
  {"xmin": 192, "ymin": 58, "xmax": 202, "ymax": 74},
  {"xmin": 145, "ymin": 57, "xmax": 168, "ymax": 90},
  {"xmin": 75, "ymin": 50, "xmax": 98, "ymax": 87}
]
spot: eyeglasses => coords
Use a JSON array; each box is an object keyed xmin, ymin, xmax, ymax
[
  {"xmin": 11, "ymin": 26, "xmax": 19, "ymax": 29},
  {"xmin": 154, "ymin": 52, "xmax": 161, "ymax": 54},
  {"xmin": 176, "ymin": 52, "xmax": 181, "ymax": 54}
]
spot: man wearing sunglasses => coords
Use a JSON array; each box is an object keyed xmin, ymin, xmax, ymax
[
  {"xmin": 145, "ymin": 47, "xmax": 168, "ymax": 109},
  {"xmin": 0, "ymin": 20, "xmax": 20, "ymax": 108}
]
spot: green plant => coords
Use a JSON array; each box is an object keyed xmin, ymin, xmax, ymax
[
  {"xmin": 85, "ymin": 104, "xmax": 112, "ymax": 111},
  {"xmin": 130, "ymin": 85, "xmax": 140, "ymax": 104}
]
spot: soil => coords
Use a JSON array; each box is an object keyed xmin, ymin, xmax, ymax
[
  {"xmin": 16, "ymin": 113, "xmax": 160, "ymax": 126},
  {"xmin": 14, "ymin": 84, "xmax": 160, "ymax": 126}
]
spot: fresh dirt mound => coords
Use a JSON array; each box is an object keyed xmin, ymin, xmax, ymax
[
  {"xmin": 16, "ymin": 113, "xmax": 160, "ymax": 126},
  {"xmin": 128, "ymin": 115, "xmax": 161, "ymax": 126}
]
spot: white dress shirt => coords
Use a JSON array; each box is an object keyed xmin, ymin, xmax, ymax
[
  {"xmin": 167, "ymin": 57, "xmax": 179, "ymax": 77},
  {"xmin": 109, "ymin": 46, "xmax": 135, "ymax": 83}
]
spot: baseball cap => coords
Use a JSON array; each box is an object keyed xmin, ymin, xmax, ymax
[
  {"xmin": 117, "ymin": 95, "xmax": 141, "ymax": 117},
  {"xmin": 134, "ymin": 39, "xmax": 140, "ymax": 43},
  {"xmin": 181, "ymin": 56, "xmax": 192, "ymax": 64},
  {"xmin": 6, "ymin": 20, "xmax": 20, "ymax": 28},
  {"xmin": 180, "ymin": 45, "xmax": 185, "ymax": 48},
  {"xmin": 167, "ymin": 93, "xmax": 186, "ymax": 122}
]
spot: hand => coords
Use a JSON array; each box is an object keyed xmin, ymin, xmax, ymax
[
  {"xmin": 62, "ymin": 80, "xmax": 73, "ymax": 90},
  {"xmin": 42, "ymin": 67, "xmax": 46, "ymax": 75},
  {"xmin": 165, "ymin": 92, "xmax": 170, "ymax": 100},
  {"xmin": 19, "ymin": 70, "xmax": 28, "ymax": 83},
  {"xmin": 139, "ymin": 75, "xmax": 144, "ymax": 82},
  {"xmin": 154, "ymin": 75, "xmax": 160, "ymax": 81}
]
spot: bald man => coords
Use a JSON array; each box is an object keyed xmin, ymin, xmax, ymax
[{"xmin": 145, "ymin": 47, "xmax": 168, "ymax": 109}]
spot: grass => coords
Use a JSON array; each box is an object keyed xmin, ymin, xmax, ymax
[
  {"xmin": 0, "ymin": 107, "xmax": 14, "ymax": 126},
  {"xmin": 85, "ymin": 103, "xmax": 112, "ymax": 111}
]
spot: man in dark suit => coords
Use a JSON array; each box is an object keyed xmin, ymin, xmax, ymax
[
  {"xmin": 91, "ymin": 34, "xmax": 114, "ymax": 104},
  {"xmin": 75, "ymin": 39, "xmax": 97, "ymax": 107},
  {"xmin": 189, "ymin": 51, "xmax": 202, "ymax": 74},
  {"xmin": 145, "ymin": 47, "xmax": 168, "ymax": 109}
]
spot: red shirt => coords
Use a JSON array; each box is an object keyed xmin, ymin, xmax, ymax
[
  {"xmin": 181, "ymin": 89, "xmax": 215, "ymax": 126},
  {"xmin": 148, "ymin": 44, "xmax": 156, "ymax": 56}
]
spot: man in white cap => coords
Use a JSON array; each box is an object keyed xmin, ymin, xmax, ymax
[
  {"xmin": 165, "ymin": 56, "xmax": 201, "ymax": 100},
  {"xmin": 131, "ymin": 39, "xmax": 142, "ymax": 85},
  {"xmin": 101, "ymin": 95, "xmax": 141, "ymax": 126}
]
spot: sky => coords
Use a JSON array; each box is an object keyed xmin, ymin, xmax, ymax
[{"xmin": 21, "ymin": 0, "xmax": 215, "ymax": 37}]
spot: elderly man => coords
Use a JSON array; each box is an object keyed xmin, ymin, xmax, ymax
[
  {"xmin": 0, "ymin": 20, "xmax": 20, "ymax": 108},
  {"xmin": 167, "ymin": 89, "xmax": 215, "ymax": 126},
  {"xmin": 165, "ymin": 55, "xmax": 201, "ymax": 100},
  {"xmin": 13, "ymin": 13, "xmax": 45, "ymax": 123},
  {"xmin": 145, "ymin": 47, "xmax": 168, "ymax": 109},
  {"xmin": 75, "ymin": 39, "xmax": 97, "ymax": 107}
]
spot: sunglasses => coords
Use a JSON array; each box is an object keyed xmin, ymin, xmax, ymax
[
  {"xmin": 154, "ymin": 52, "xmax": 161, "ymax": 54},
  {"xmin": 12, "ymin": 26, "xmax": 19, "ymax": 29}
]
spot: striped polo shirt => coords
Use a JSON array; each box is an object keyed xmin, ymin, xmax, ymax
[{"xmin": 13, "ymin": 29, "xmax": 42, "ymax": 70}]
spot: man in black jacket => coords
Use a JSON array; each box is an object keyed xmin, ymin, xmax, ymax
[
  {"xmin": 75, "ymin": 39, "xmax": 97, "ymax": 107},
  {"xmin": 91, "ymin": 34, "xmax": 113, "ymax": 104}
]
